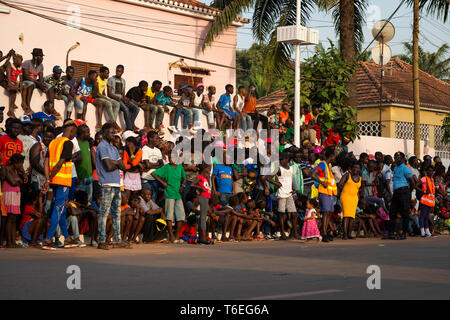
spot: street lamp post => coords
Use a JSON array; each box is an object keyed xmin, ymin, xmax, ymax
[{"xmin": 277, "ymin": 0, "xmax": 318, "ymax": 147}]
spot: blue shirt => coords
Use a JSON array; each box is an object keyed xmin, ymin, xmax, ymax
[
  {"xmin": 32, "ymin": 112, "xmax": 55, "ymax": 122},
  {"xmin": 96, "ymin": 139, "xmax": 121, "ymax": 186},
  {"xmin": 212, "ymin": 164, "xmax": 233, "ymax": 194},
  {"xmin": 156, "ymin": 92, "xmax": 170, "ymax": 106},
  {"xmin": 218, "ymin": 94, "xmax": 232, "ymax": 112},
  {"xmin": 393, "ymin": 163, "xmax": 412, "ymax": 190}
]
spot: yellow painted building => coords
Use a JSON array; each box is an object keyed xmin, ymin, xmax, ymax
[{"xmin": 356, "ymin": 59, "xmax": 449, "ymax": 158}]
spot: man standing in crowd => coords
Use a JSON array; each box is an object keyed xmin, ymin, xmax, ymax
[
  {"xmin": 41, "ymin": 120, "xmax": 79, "ymax": 250},
  {"xmin": 312, "ymin": 147, "xmax": 337, "ymax": 242},
  {"xmin": 385, "ymin": 152, "xmax": 415, "ymax": 240},
  {"xmin": 0, "ymin": 118, "xmax": 23, "ymax": 166},
  {"xmin": 107, "ymin": 65, "xmax": 139, "ymax": 131},
  {"xmin": 21, "ymin": 48, "xmax": 46, "ymax": 113},
  {"xmin": 96, "ymin": 123, "xmax": 131, "ymax": 250},
  {"xmin": 141, "ymin": 131, "xmax": 163, "ymax": 203},
  {"xmin": 75, "ymin": 124, "xmax": 94, "ymax": 202}
]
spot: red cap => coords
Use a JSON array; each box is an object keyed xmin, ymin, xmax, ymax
[{"xmin": 74, "ymin": 119, "xmax": 87, "ymax": 126}]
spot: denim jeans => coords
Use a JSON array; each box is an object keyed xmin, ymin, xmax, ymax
[
  {"xmin": 95, "ymin": 97, "xmax": 120, "ymax": 122},
  {"xmin": 66, "ymin": 215, "xmax": 80, "ymax": 238},
  {"xmin": 149, "ymin": 104, "xmax": 164, "ymax": 128},
  {"xmin": 119, "ymin": 100, "xmax": 139, "ymax": 130},
  {"xmin": 75, "ymin": 177, "xmax": 94, "ymax": 203},
  {"xmin": 419, "ymin": 204, "xmax": 432, "ymax": 228},
  {"xmin": 46, "ymin": 185, "xmax": 70, "ymax": 240},
  {"xmin": 240, "ymin": 114, "xmax": 252, "ymax": 131},
  {"xmin": 98, "ymin": 186, "xmax": 121, "ymax": 243},
  {"xmin": 174, "ymin": 107, "xmax": 193, "ymax": 129},
  {"xmin": 142, "ymin": 179, "xmax": 159, "ymax": 203}
]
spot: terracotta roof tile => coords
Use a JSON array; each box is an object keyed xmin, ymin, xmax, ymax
[
  {"xmin": 256, "ymin": 89, "xmax": 287, "ymax": 109},
  {"xmin": 357, "ymin": 58, "xmax": 450, "ymax": 111}
]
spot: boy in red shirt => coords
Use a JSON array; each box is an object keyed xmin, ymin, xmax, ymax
[{"xmin": 0, "ymin": 118, "xmax": 23, "ymax": 165}]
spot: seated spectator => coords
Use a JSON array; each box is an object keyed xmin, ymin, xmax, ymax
[
  {"xmin": 107, "ymin": 65, "xmax": 139, "ymax": 131},
  {"xmin": 139, "ymin": 188, "xmax": 167, "ymax": 243},
  {"xmin": 20, "ymin": 190, "xmax": 46, "ymax": 247},
  {"xmin": 4, "ymin": 53, "xmax": 23, "ymax": 118},
  {"xmin": 126, "ymin": 80, "xmax": 149, "ymax": 129},
  {"xmin": 217, "ymin": 84, "xmax": 239, "ymax": 130},
  {"xmin": 234, "ymin": 86, "xmax": 252, "ymax": 131},
  {"xmin": 62, "ymin": 66, "xmax": 83, "ymax": 120},
  {"xmin": 74, "ymin": 70, "xmax": 98, "ymax": 127},
  {"xmin": 21, "ymin": 48, "xmax": 46, "ymax": 114},
  {"xmin": 31, "ymin": 100, "xmax": 56, "ymax": 123},
  {"xmin": 94, "ymin": 66, "xmax": 121, "ymax": 132},
  {"xmin": 146, "ymin": 80, "xmax": 164, "ymax": 130}
]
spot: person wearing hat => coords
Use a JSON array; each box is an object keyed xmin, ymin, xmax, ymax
[
  {"xmin": 41, "ymin": 120, "xmax": 79, "ymax": 249},
  {"xmin": 21, "ymin": 48, "xmax": 46, "ymax": 114},
  {"xmin": 384, "ymin": 151, "xmax": 415, "ymax": 240}
]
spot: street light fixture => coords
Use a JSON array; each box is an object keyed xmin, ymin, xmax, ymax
[{"xmin": 276, "ymin": 0, "xmax": 319, "ymax": 147}]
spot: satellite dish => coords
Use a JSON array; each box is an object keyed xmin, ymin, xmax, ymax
[
  {"xmin": 371, "ymin": 20, "xmax": 395, "ymax": 43},
  {"xmin": 372, "ymin": 43, "xmax": 392, "ymax": 65}
]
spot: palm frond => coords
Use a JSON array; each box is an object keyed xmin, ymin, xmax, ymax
[
  {"xmin": 202, "ymin": 0, "xmax": 255, "ymax": 50},
  {"xmin": 406, "ymin": 0, "xmax": 450, "ymax": 22}
]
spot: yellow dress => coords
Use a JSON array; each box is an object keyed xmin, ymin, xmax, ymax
[{"xmin": 340, "ymin": 173, "xmax": 361, "ymax": 219}]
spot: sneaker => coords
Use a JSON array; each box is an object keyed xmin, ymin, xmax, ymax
[
  {"xmin": 167, "ymin": 125, "xmax": 177, "ymax": 132},
  {"xmin": 91, "ymin": 240, "xmax": 98, "ymax": 247},
  {"xmin": 64, "ymin": 238, "xmax": 79, "ymax": 248},
  {"xmin": 42, "ymin": 240, "xmax": 58, "ymax": 250},
  {"xmin": 97, "ymin": 242, "xmax": 110, "ymax": 250},
  {"xmin": 114, "ymin": 241, "xmax": 132, "ymax": 249},
  {"xmin": 77, "ymin": 240, "xmax": 87, "ymax": 248},
  {"xmin": 55, "ymin": 239, "xmax": 64, "ymax": 248}
]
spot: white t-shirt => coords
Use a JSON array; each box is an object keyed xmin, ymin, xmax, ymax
[
  {"xmin": 277, "ymin": 166, "xmax": 293, "ymax": 198},
  {"xmin": 18, "ymin": 134, "xmax": 36, "ymax": 172},
  {"xmin": 141, "ymin": 145, "xmax": 162, "ymax": 180},
  {"xmin": 57, "ymin": 133, "xmax": 80, "ymax": 178}
]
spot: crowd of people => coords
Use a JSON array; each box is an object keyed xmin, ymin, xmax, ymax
[{"xmin": 0, "ymin": 47, "xmax": 449, "ymax": 250}]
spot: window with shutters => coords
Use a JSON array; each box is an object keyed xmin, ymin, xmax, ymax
[
  {"xmin": 71, "ymin": 60, "xmax": 103, "ymax": 79},
  {"xmin": 174, "ymin": 75, "xmax": 203, "ymax": 95}
]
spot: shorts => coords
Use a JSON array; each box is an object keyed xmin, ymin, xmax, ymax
[
  {"xmin": 278, "ymin": 197, "xmax": 296, "ymax": 213},
  {"xmin": 77, "ymin": 95, "xmax": 94, "ymax": 104},
  {"xmin": 165, "ymin": 198, "xmax": 185, "ymax": 222},
  {"xmin": 45, "ymin": 83, "xmax": 53, "ymax": 89},
  {"xmin": 219, "ymin": 193, "xmax": 233, "ymax": 206},
  {"xmin": 319, "ymin": 193, "xmax": 334, "ymax": 213},
  {"xmin": 23, "ymin": 80, "xmax": 35, "ymax": 88},
  {"xmin": 224, "ymin": 109, "xmax": 239, "ymax": 118}
]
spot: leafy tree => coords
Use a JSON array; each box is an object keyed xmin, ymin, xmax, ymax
[
  {"xmin": 394, "ymin": 43, "xmax": 450, "ymax": 81},
  {"xmin": 301, "ymin": 41, "xmax": 359, "ymax": 141}
]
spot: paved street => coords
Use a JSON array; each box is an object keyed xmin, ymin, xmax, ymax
[{"xmin": 1, "ymin": 237, "xmax": 450, "ymax": 300}]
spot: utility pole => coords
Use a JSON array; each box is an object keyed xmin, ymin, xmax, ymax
[
  {"xmin": 294, "ymin": 0, "xmax": 301, "ymax": 147},
  {"xmin": 413, "ymin": 0, "xmax": 420, "ymax": 156}
]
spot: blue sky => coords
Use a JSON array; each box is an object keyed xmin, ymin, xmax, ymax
[{"xmin": 205, "ymin": 0, "xmax": 450, "ymax": 59}]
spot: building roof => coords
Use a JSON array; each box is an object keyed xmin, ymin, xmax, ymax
[
  {"xmin": 256, "ymin": 89, "xmax": 287, "ymax": 110},
  {"xmin": 357, "ymin": 58, "xmax": 450, "ymax": 112},
  {"xmin": 121, "ymin": 0, "xmax": 250, "ymax": 24}
]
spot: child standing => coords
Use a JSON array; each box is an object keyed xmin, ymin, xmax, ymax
[
  {"xmin": 3, "ymin": 153, "xmax": 25, "ymax": 248},
  {"xmin": 301, "ymin": 199, "xmax": 322, "ymax": 242},
  {"xmin": 123, "ymin": 136, "xmax": 144, "ymax": 199},
  {"xmin": 152, "ymin": 153, "xmax": 186, "ymax": 243}
]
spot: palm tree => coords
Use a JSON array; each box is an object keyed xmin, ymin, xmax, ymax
[{"xmin": 395, "ymin": 43, "xmax": 450, "ymax": 81}]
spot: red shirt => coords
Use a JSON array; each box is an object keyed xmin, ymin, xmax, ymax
[
  {"xmin": 304, "ymin": 113, "xmax": 312, "ymax": 125},
  {"xmin": 20, "ymin": 205, "xmax": 36, "ymax": 229},
  {"xmin": 323, "ymin": 129, "xmax": 340, "ymax": 148},
  {"xmin": 196, "ymin": 174, "xmax": 211, "ymax": 199},
  {"xmin": 0, "ymin": 134, "xmax": 23, "ymax": 165}
]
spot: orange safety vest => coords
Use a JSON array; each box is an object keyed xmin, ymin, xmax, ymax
[
  {"xmin": 49, "ymin": 137, "xmax": 73, "ymax": 187},
  {"xmin": 420, "ymin": 176, "xmax": 435, "ymax": 207},
  {"xmin": 317, "ymin": 161, "xmax": 338, "ymax": 196}
]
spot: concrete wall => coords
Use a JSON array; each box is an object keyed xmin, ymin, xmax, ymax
[{"xmin": 0, "ymin": 0, "xmax": 238, "ymax": 133}]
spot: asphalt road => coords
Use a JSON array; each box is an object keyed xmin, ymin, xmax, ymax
[{"xmin": 1, "ymin": 237, "xmax": 450, "ymax": 300}]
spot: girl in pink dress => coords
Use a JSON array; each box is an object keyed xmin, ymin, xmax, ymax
[{"xmin": 301, "ymin": 199, "xmax": 322, "ymax": 242}]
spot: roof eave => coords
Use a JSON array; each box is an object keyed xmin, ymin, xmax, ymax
[{"xmin": 114, "ymin": 0, "xmax": 250, "ymax": 26}]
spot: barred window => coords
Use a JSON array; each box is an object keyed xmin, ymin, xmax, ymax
[{"xmin": 358, "ymin": 122, "xmax": 381, "ymax": 136}]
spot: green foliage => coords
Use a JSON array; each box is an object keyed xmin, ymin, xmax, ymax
[
  {"xmin": 443, "ymin": 113, "xmax": 450, "ymax": 144},
  {"xmin": 301, "ymin": 41, "xmax": 360, "ymax": 141},
  {"xmin": 236, "ymin": 43, "xmax": 294, "ymax": 97}
]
